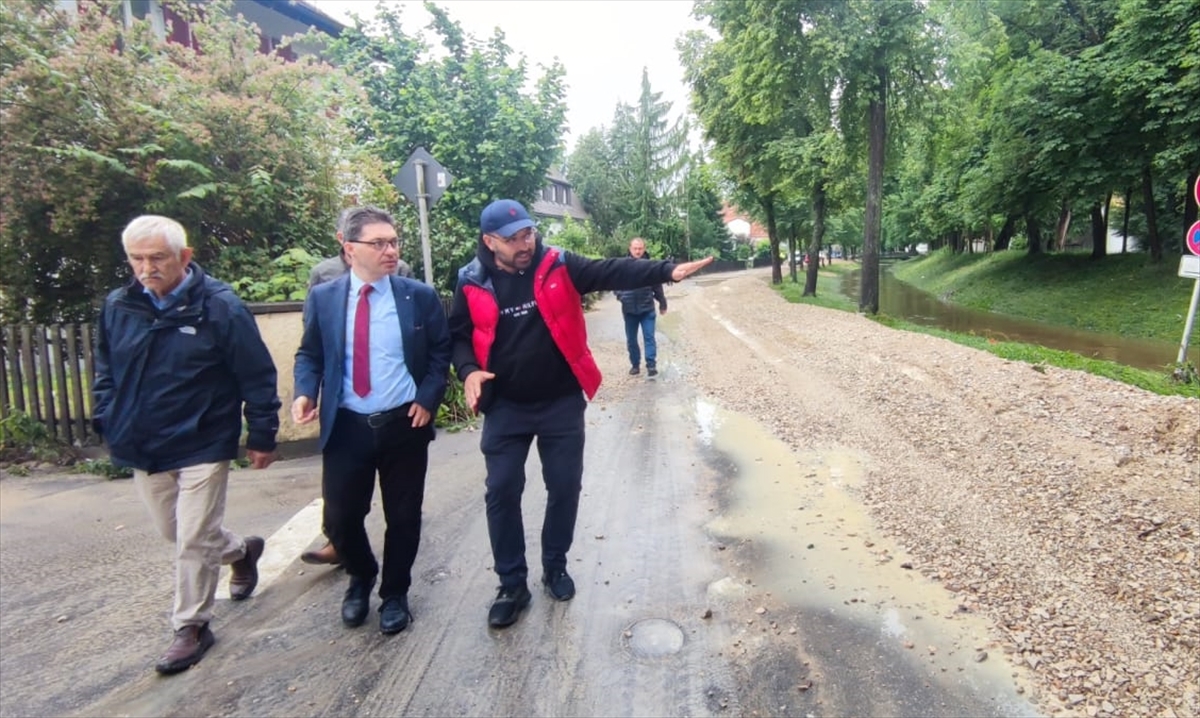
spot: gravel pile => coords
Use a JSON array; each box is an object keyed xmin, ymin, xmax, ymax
[{"xmin": 671, "ymin": 270, "xmax": 1199, "ymax": 718}]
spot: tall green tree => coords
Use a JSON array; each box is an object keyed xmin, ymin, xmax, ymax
[
  {"xmin": 680, "ymin": 12, "xmax": 789, "ymax": 284},
  {"xmin": 0, "ymin": 0, "xmax": 377, "ymax": 323},
  {"xmin": 329, "ymin": 2, "xmax": 567, "ymax": 289},
  {"xmin": 566, "ymin": 70, "xmax": 721, "ymax": 261},
  {"xmin": 566, "ymin": 128, "xmax": 623, "ymax": 238}
]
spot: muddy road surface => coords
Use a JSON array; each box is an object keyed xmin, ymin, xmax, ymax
[{"xmin": 8, "ymin": 268, "xmax": 1189, "ymax": 717}]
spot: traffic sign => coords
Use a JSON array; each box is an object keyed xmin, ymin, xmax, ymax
[
  {"xmin": 1181, "ymin": 255, "xmax": 1200, "ymax": 279},
  {"xmin": 1187, "ymin": 219, "xmax": 1200, "ymax": 256},
  {"xmin": 1194, "ymin": 174, "xmax": 1199, "ymax": 207},
  {"xmin": 393, "ymin": 147, "xmax": 453, "ymax": 208}
]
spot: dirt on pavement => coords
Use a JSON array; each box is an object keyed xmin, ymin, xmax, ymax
[{"xmin": 664, "ymin": 268, "xmax": 1199, "ymax": 718}]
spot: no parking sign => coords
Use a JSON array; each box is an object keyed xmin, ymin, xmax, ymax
[
  {"xmin": 1191, "ymin": 175, "xmax": 1200, "ymax": 256},
  {"xmin": 1177, "ymin": 174, "xmax": 1200, "ymax": 366}
]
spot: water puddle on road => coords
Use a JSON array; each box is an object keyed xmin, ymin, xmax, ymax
[{"xmin": 693, "ymin": 399, "xmax": 1038, "ymax": 715}]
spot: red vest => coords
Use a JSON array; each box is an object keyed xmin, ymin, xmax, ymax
[{"xmin": 462, "ymin": 249, "xmax": 602, "ymax": 399}]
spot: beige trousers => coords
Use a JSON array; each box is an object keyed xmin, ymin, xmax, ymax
[{"xmin": 134, "ymin": 461, "xmax": 248, "ymax": 630}]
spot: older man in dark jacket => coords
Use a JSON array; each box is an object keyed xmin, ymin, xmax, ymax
[
  {"xmin": 614, "ymin": 237, "xmax": 667, "ymax": 377},
  {"xmin": 93, "ymin": 215, "xmax": 280, "ymax": 676}
]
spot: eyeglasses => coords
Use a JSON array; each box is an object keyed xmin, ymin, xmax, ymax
[
  {"xmin": 492, "ymin": 228, "xmax": 535, "ymax": 245},
  {"xmin": 348, "ymin": 238, "xmax": 400, "ymax": 252}
]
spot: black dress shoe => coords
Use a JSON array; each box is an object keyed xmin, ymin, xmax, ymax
[
  {"xmin": 487, "ymin": 583, "xmax": 531, "ymax": 628},
  {"xmin": 342, "ymin": 576, "xmax": 375, "ymax": 628},
  {"xmin": 379, "ymin": 596, "xmax": 411, "ymax": 635}
]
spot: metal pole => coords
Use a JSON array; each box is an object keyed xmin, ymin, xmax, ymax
[
  {"xmin": 415, "ymin": 159, "xmax": 434, "ymax": 286},
  {"xmin": 1177, "ymin": 278, "xmax": 1200, "ymax": 365}
]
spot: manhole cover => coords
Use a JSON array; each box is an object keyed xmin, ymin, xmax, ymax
[{"xmin": 626, "ymin": 618, "xmax": 685, "ymax": 657}]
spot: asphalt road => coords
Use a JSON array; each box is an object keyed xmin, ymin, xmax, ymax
[{"xmin": 0, "ymin": 282, "xmax": 1037, "ymax": 717}]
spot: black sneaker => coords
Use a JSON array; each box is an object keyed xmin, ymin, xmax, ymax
[
  {"xmin": 541, "ymin": 568, "xmax": 575, "ymax": 601},
  {"xmin": 488, "ymin": 584, "xmax": 532, "ymax": 628},
  {"xmin": 629, "ymin": 366, "xmax": 640, "ymax": 375},
  {"xmin": 647, "ymin": 366, "xmax": 658, "ymax": 377}
]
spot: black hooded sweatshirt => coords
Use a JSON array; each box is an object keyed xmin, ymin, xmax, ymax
[{"xmin": 449, "ymin": 236, "xmax": 676, "ymax": 409}]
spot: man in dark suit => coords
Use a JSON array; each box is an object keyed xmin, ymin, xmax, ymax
[{"xmin": 292, "ymin": 206, "xmax": 451, "ymax": 635}]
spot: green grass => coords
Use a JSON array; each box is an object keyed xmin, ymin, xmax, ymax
[
  {"xmin": 890, "ymin": 249, "xmax": 1196, "ymax": 343},
  {"xmin": 770, "ymin": 254, "xmax": 1199, "ymax": 398},
  {"xmin": 773, "ymin": 263, "xmax": 859, "ymax": 312},
  {"xmin": 872, "ymin": 316, "xmax": 1198, "ymax": 398}
]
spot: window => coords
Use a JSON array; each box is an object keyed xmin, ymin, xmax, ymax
[{"xmin": 123, "ymin": 0, "xmax": 165, "ymax": 38}]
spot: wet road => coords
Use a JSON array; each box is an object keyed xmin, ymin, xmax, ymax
[{"xmin": 0, "ymin": 281, "xmax": 1038, "ymax": 717}]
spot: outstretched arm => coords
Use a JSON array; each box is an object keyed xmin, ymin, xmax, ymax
[{"xmin": 670, "ymin": 256, "xmax": 714, "ymax": 282}]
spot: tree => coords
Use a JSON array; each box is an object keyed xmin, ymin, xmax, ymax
[
  {"xmin": 0, "ymin": 0, "xmax": 381, "ymax": 323},
  {"xmin": 328, "ymin": 2, "xmax": 567, "ymax": 290},
  {"xmin": 567, "ymin": 128, "xmax": 624, "ymax": 238}
]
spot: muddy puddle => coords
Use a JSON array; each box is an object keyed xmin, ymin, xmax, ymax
[{"xmin": 692, "ymin": 399, "xmax": 1040, "ymax": 716}]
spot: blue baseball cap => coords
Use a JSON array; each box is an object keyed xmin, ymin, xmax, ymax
[{"xmin": 480, "ymin": 199, "xmax": 537, "ymax": 238}]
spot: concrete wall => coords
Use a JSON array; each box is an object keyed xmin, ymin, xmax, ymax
[{"xmin": 250, "ymin": 304, "xmax": 317, "ymax": 443}]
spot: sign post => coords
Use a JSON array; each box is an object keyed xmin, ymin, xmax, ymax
[
  {"xmin": 1176, "ymin": 175, "xmax": 1200, "ymax": 365},
  {"xmin": 393, "ymin": 147, "xmax": 453, "ymax": 286}
]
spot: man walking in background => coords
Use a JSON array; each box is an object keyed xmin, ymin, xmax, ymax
[
  {"xmin": 93, "ymin": 215, "xmax": 280, "ymax": 675},
  {"xmin": 449, "ymin": 199, "xmax": 712, "ymax": 629},
  {"xmin": 293, "ymin": 206, "xmax": 450, "ymax": 635},
  {"xmin": 614, "ymin": 237, "xmax": 667, "ymax": 377}
]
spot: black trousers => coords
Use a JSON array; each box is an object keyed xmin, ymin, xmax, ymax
[
  {"xmin": 323, "ymin": 405, "xmax": 433, "ymax": 599},
  {"xmin": 481, "ymin": 392, "xmax": 586, "ymax": 588}
]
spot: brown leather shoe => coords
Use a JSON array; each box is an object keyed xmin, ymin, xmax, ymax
[
  {"xmin": 300, "ymin": 541, "xmax": 341, "ymax": 566},
  {"xmin": 229, "ymin": 536, "xmax": 264, "ymax": 601},
  {"xmin": 154, "ymin": 623, "xmax": 215, "ymax": 675}
]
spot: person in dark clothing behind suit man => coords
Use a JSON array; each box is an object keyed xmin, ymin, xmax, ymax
[
  {"xmin": 292, "ymin": 206, "xmax": 451, "ymax": 635},
  {"xmin": 614, "ymin": 237, "xmax": 667, "ymax": 377},
  {"xmin": 449, "ymin": 199, "xmax": 713, "ymax": 629},
  {"xmin": 93, "ymin": 215, "xmax": 279, "ymax": 675},
  {"xmin": 300, "ymin": 209, "xmax": 412, "ymax": 568}
]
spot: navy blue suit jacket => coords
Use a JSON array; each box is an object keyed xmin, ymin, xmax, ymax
[{"xmin": 294, "ymin": 273, "xmax": 451, "ymax": 450}]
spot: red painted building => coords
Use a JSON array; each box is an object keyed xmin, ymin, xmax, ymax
[{"xmin": 56, "ymin": 0, "xmax": 344, "ymax": 59}]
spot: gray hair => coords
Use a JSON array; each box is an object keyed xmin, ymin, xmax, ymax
[
  {"xmin": 121, "ymin": 215, "xmax": 188, "ymax": 256},
  {"xmin": 341, "ymin": 206, "xmax": 396, "ymax": 244}
]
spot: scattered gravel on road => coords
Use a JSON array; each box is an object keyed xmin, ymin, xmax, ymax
[{"xmin": 666, "ymin": 270, "xmax": 1199, "ymax": 718}]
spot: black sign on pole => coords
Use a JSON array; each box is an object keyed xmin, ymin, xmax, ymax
[{"xmin": 392, "ymin": 147, "xmax": 453, "ymax": 207}]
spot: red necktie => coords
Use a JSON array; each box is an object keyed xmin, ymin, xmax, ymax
[{"xmin": 353, "ymin": 284, "xmax": 372, "ymax": 397}]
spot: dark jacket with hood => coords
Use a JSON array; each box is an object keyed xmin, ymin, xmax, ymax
[
  {"xmin": 614, "ymin": 251, "xmax": 667, "ymax": 315},
  {"xmin": 450, "ymin": 234, "xmax": 676, "ymax": 413},
  {"xmin": 92, "ymin": 263, "xmax": 281, "ymax": 472}
]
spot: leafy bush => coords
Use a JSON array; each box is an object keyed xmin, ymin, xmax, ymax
[
  {"xmin": 227, "ymin": 247, "xmax": 321, "ymax": 303},
  {"xmin": 73, "ymin": 458, "xmax": 133, "ymax": 480},
  {"xmin": 0, "ymin": 0, "xmax": 390, "ymax": 323},
  {"xmin": 436, "ymin": 374, "xmax": 477, "ymax": 431},
  {"xmin": 0, "ymin": 410, "xmax": 74, "ymax": 465}
]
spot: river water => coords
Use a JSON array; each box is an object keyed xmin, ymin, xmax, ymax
[{"xmin": 837, "ymin": 265, "xmax": 1199, "ymax": 371}]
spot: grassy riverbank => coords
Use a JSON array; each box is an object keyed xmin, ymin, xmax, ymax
[
  {"xmin": 890, "ymin": 249, "xmax": 1195, "ymax": 343},
  {"xmin": 772, "ymin": 255, "xmax": 1199, "ymax": 398}
]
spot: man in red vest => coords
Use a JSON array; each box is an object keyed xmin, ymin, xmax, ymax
[{"xmin": 449, "ymin": 199, "xmax": 712, "ymax": 628}]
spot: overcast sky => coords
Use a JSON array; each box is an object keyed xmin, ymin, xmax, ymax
[{"xmin": 311, "ymin": 0, "xmax": 705, "ymax": 152}]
